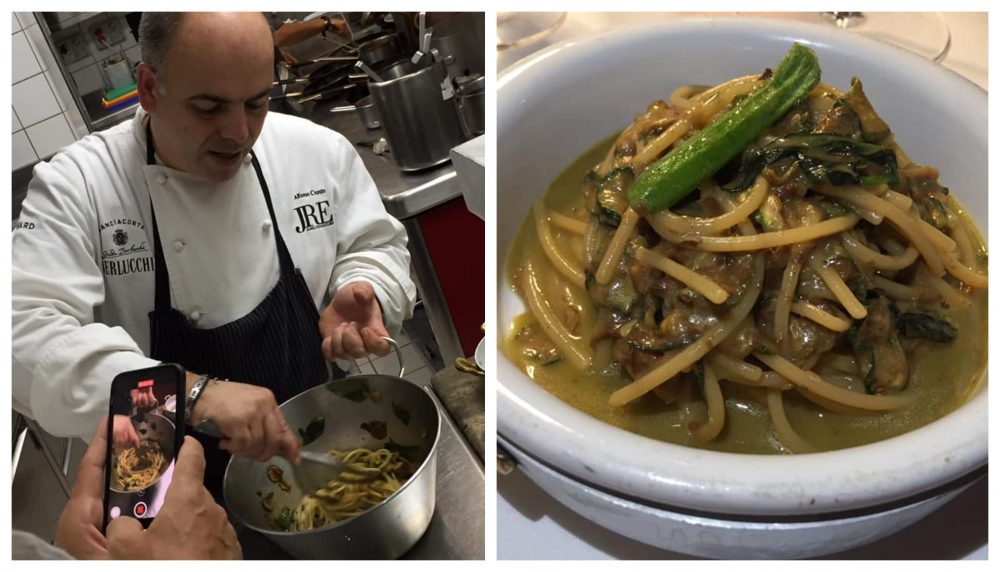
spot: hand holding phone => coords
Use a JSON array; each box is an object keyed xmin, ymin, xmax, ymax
[
  {"xmin": 106, "ymin": 436, "xmax": 242, "ymax": 559},
  {"xmin": 55, "ymin": 417, "xmax": 113, "ymax": 559},
  {"xmin": 103, "ymin": 364, "xmax": 185, "ymax": 530}
]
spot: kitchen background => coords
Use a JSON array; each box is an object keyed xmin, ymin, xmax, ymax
[{"xmin": 12, "ymin": 11, "xmax": 485, "ymax": 558}]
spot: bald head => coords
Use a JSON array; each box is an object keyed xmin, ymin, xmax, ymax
[
  {"xmin": 140, "ymin": 12, "xmax": 273, "ymax": 86},
  {"xmin": 136, "ymin": 12, "xmax": 275, "ymax": 181}
]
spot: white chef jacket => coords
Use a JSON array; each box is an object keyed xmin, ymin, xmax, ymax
[{"xmin": 12, "ymin": 107, "xmax": 416, "ymax": 439}]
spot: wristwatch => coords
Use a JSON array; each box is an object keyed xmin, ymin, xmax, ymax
[
  {"xmin": 321, "ymin": 16, "xmax": 332, "ymax": 36},
  {"xmin": 185, "ymin": 373, "xmax": 213, "ymax": 425}
]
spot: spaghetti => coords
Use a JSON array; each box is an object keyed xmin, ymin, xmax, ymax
[
  {"xmin": 290, "ymin": 448, "xmax": 411, "ymax": 531},
  {"xmin": 113, "ymin": 440, "xmax": 166, "ymax": 491},
  {"xmin": 505, "ymin": 55, "xmax": 988, "ymax": 454}
]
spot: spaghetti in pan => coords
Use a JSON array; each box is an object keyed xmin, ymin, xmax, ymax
[
  {"xmin": 503, "ymin": 44, "xmax": 987, "ymax": 454},
  {"xmin": 266, "ymin": 447, "xmax": 414, "ymax": 532},
  {"xmin": 113, "ymin": 440, "xmax": 167, "ymax": 491}
]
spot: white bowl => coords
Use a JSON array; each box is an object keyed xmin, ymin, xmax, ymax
[{"xmin": 497, "ymin": 17, "xmax": 987, "ymax": 558}]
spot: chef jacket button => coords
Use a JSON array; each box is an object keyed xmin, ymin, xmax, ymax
[
  {"xmin": 244, "ymin": 154, "xmax": 252, "ymax": 164},
  {"xmin": 156, "ymin": 174, "xmax": 167, "ymax": 185},
  {"xmin": 262, "ymin": 220, "xmax": 271, "ymax": 233},
  {"xmin": 173, "ymin": 240, "xmax": 185, "ymax": 252},
  {"xmin": 190, "ymin": 310, "xmax": 202, "ymax": 321}
]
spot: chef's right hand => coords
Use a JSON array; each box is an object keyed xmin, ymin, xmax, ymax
[
  {"xmin": 191, "ymin": 380, "xmax": 300, "ymax": 464},
  {"xmin": 107, "ymin": 437, "xmax": 242, "ymax": 560},
  {"xmin": 112, "ymin": 415, "xmax": 140, "ymax": 450}
]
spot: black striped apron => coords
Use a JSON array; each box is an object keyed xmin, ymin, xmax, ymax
[{"xmin": 144, "ymin": 123, "xmax": 333, "ymax": 495}]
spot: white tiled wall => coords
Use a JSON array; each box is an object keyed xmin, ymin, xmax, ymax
[{"xmin": 11, "ymin": 12, "xmax": 92, "ymax": 170}]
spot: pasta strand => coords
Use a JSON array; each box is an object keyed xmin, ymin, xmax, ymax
[
  {"xmin": 755, "ymin": 353, "xmax": 914, "ymax": 411},
  {"xmin": 634, "ymin": 247, "xmax": 730, "ymax": 304},
  {"xmin": 674, "ymin": 215, "xmax": 860, "ymax": 252},
  {"xmin": 533, "ymin": 201, "xmax": 586, "ymax": 288}
]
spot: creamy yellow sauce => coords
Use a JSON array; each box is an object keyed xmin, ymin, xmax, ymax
[{"xmin": 502, "ymin": 135, "xmax": 988, "ymax": 454}]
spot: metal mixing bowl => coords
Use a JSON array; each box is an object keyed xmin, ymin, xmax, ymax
[{"xmin": 223, "ymin": 374, "xmax": 441, "ymax": 559}]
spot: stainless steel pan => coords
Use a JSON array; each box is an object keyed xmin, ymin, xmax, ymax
[
  {"xmin": 330, "ymin": 95, "xmax": 381, "ymax": 129},
  {"xmin": 222, "ymin": 344, "xmax": 440, "ymax": 559}
]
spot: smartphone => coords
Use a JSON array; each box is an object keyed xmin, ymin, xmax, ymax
[{"xmin": 103, "ymin": 363, "xmax": 185, "ymax": 531}]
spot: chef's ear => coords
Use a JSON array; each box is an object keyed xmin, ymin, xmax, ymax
[{"xmin": 136, "ymin": 62, "xmax": 161, "ymax": 114}]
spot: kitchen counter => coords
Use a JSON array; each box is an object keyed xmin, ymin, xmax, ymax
[
  {"xmin": 431, "ymin": 366, "xmax": 485, "ymax": 461},
  {"xmin": 305, "ymin": 101, "xmax": 464, "ymax": 220}
]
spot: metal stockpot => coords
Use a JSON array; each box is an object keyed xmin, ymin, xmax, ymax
[
  {"xmin": 368, "ymin": 60, "xmax": 466, "ymax": 171},
  {"xmin": 330, "ymin": 95, "xmax": 381, "ymax": 129},
  {"xmin": 223, "ymin": 375, "xmax": 441, "ymax": 560},
  {"xmin": 429, "ymin": 13, "xmax": 486, "ymax": 79},
  {"xmin": 456, "ymin": 76, "xmax": 486, "ymax": 138},
  {"xmin": 357, "ymin": 33, "xmax": 403, "ymax": 68}
]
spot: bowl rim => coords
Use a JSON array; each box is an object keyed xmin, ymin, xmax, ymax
[{"xmin": 496, "ymin": 16, "xmax": 988, "ymax": 517}]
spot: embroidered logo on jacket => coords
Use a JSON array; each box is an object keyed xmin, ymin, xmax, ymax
[
  {"xmin": 293, "ymin": 199, "xmax": 335, "ymax": 233},
  {"xmin": 100, "ymin": 218, "xmax": 154, "ymax": 276}
]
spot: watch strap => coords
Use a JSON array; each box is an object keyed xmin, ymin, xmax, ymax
[{"xmin": 185, "ymin": 374, "xmax": 212, "ymax": 424}]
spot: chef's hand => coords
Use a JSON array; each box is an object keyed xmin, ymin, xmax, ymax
[
  {"xmin": 319, "ymin": 281, "xmax": 391, "ymax": 360},
  {"xmin": 107, "ymin": 436, "xmax": 242, "ymax": 560},
  {"xmin": 191, "ymin": 380, "xmax": 300, "ymax": 464},
  {"xmin": 131, "ymin": 386, "xmax": 158, "ymax": 409},
  {"xmin": 55, "ymin": 417, "xmax": 112, "ymax": 559},
  {"xmin": 112, "ymin": 415, "xmax": 140, "ymax": 450}
]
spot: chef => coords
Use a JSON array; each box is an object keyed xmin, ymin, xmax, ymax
[{"xmin": 11, "ymin": 12, "xmax": 416, "ymax": 493}]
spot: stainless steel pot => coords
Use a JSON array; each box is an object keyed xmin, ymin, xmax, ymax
[
  {"xmin": 330, "ymin": 95, "xmax": 381, "ymax": 129},
  {"xmin": 357, "ymin": 33, "xmax": 403, "ymax": 68},
  {"xmin": 456, "ymin": 76, "xmax": 485, "ymax": 137},
  {"xmin": 429, "ymin": 13, "xmax": 486, "ymax": 80},
  {"xmin": 223, "ymin": 374, "xmax": 441, "ymax": 559},
  {"xmin": 368, "ymin": 60, "xmax": 466, "ymax": 171}
]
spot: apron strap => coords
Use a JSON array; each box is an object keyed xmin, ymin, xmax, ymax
[
  {"xmin": 248, "ymin": 152, "xmax": 295, "ymax": 274},
  {"xmin": 144, "ymin": 120, "xmax": 298, "ymax": 313},
  {"xmin": 146, "ymin": 122, "xmax": 172, "ymax": 312}
]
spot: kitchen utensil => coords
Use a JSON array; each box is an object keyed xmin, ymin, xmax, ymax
[
  {"xmin": 355, "ymin": 60, "xmax": 384, "ymax": 83},
  {"xmin": 329, "ymin": 95, "xmax": 381, "ymax": 129},
  {"xmin": 295, "ymin": 84, "xmax": 357, "ymax": 105},
  {"xmin": 411, "ymin": 13, "xmax": 431, "ymax": 65},
  {"xmin": 272, "ymin": 77, "xmax": 309, "ymax": 86},
  {"xmin": 288, "ymin": 56, "xmax": 357, "ymax": 69},
  {"xmin": 222, "ymin": 339, "xmax": 440, "ymax": 559},
  {"xmin": 429, "ymin": 13, "xmax": 487, "ymax": 79},
  {"xmin": 356, "ymin": 33, "xmax": 403, "ymax": 68},
  {"xmin": 295, "ymin": 450, "xmax": 381, "ymax": 495},
  {"xmin": 368, "ymin": 60, "xmax": 467, "ymax": 171},
  {"xmin": 455, "ymin": 75, "xmax": 485, "ymax": 137}
]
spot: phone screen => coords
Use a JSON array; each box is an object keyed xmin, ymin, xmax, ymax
[{"xmin": 103, "ymin": 364, "xmax": 185, "ymax": 530}]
